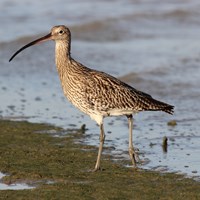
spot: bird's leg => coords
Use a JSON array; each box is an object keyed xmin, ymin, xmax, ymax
[
  {"xmin": 127, "ymin": 115, "xmax": 140, "ymax": 168},
  {"xmin": 93, "ymin": 123, "xmax": 105, "ymax": 171}
]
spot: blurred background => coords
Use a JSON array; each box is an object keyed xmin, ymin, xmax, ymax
[{"xmin": 0, "ymin": 0, "xmax": 200, "ymax": 180}]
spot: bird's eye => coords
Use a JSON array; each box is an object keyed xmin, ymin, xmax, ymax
[{"xmin": 59, "ymin": 30, "xmax": 64, "ymax": 35}]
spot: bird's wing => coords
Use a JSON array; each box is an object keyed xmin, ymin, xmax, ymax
[{"xmin": 82, "ymin": 70, "xmax": 153, "ymax": 111}]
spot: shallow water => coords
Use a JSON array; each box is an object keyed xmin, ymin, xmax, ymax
[
  {"xmin": 0, "ymin": 0, "xmax": 200, "ymax": 182},
  {"xmin": 0, "ymin": 172, "xmax": 34, "ymax": 190}
]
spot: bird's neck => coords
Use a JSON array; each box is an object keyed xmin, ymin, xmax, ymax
[{"xmin": 55, "ymin": 40, "xmax": 71, "ymax": 72}]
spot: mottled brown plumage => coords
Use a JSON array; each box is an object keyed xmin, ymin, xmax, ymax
[{"xmin": 9, "ymin": 25, "xmax": 174, "ymax": 171}]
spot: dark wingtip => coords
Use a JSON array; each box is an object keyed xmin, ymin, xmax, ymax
[{"xmin": 164, "ymin": 105, "xmax": 174, "ymax": 115}]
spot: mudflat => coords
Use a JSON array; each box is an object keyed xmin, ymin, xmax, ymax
[{"xmin": 0, "ymin": 119, "xmax": 199, "ymax": 199}]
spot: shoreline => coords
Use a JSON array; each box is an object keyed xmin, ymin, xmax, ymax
[{"xmin": 0, "ymin": 119, "xmax": 199, "ymax": 199}]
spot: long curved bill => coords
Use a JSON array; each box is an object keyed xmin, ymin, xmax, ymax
[{"xmin": 9, "ymin": 33, "xmax": 52, "ymax": 62}]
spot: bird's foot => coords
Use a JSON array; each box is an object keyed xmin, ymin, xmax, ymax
[
  {"xmin": 91, "ymin": 166, "xmax": 103, "ymax": 172},
  {"xmin": 129, "ymin": 147, "xmax": 141, "ymax": 168}
]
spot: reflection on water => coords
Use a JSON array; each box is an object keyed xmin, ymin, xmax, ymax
[{"xmin": 0, "ymin": 0, "xmax": 200, "ymax": 180}]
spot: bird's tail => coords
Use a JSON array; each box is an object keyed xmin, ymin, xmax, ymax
[{"xmin": 139, "ymin": 97, "xmax": 174, "ymax": 115}]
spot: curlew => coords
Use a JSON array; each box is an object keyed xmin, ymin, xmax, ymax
[{"xmin": 9, "ymin": 25, "xmax": 174, "ymax": 171}]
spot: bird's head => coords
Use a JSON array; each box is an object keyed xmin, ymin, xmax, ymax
[{"xmin": 9, "ymin": 25, "xmax": 71, "ymax": 62}]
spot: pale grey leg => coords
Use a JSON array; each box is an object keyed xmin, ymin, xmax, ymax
[
  {"xmin": 94, "ymin": 123, "xmax": 105, "ymax": 171},
  {"xmin": 127, "ymin": 115, "xmax": 140, "ymax": 168}
]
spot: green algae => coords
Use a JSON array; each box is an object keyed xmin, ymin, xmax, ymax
[
  {"xmin": 0, "ymin": 119, "xmax": 200, "ymax": 200},
  {"xmin": 167, "ymin": 120, "xmax": 177, "ymax": 126}
]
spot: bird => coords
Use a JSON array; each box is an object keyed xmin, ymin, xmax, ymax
[{"xmin": 9, "ymin": 25, "xmax": 174, "ymax": 171}]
